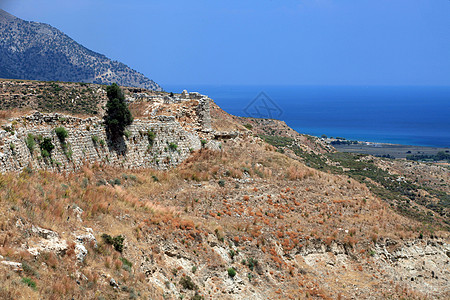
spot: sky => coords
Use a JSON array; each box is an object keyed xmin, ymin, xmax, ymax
[{"xmin": 1, "ymin": 0, "xmax": 450, "ymax": 87}]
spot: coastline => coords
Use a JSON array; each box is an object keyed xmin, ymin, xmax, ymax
[{"xmin": 330, "ymin": 139, "xmax": 450, "ymax": 161}]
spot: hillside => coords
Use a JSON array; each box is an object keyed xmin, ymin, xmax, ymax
[
  {"xmin": 0, "ymin": 80, "xmax": 449, "ymax": 299},
  {"xmin": 0, "ymin": 10, "xmax": 162, "ymax": 91}
]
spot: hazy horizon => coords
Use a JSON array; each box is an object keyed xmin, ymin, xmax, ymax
[{"xmin": 2, "ymin": 0, "xmax": 449, "ymax": 87}]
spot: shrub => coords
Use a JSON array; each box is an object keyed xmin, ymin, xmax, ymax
[
  {"xmin": 124, "ymin": 130, "xmax": 131, "ymax": 138},
  {"xmin": 120, "ymin": 257, "xmax": 132, "ymax": 272},
  {"xmin": 227, "ymin": 267, "xmax": 236, "ymax": 278},
  {"xmin": 201, "ymin": 139, "xmax": 207, "ymax": 147},
  {"xmin": 21, "ymin": 277, "xmax": 37, "ymax": 289},
  {"xmin": 9, "ymin": 142, "xmax": 15, "ymax": 151},
  {"xmin": 169, "ymin": 142, "xmax": 178, "ymax": 151},
  {"xmin": 55, "ymin": 127, "xmax": 68, "ymax": 143},
  {"xmin": 192, "ymin": 292, "xmax": 204, "ymax": 300},
  {"xmin": 179, "ymin": 275, "xmax": 197, "ymax": 290},
  {"xmin": 147, "ymin": 130, "xmax": 156, "ymax": 146},
  {"xmin": 244, "ymin": 124, "xmax": 253, "ymax": 130},
  {"xmin": 104, "ymin": 83, "xmax": 133, "ymax": 138},
  {"xmin": 218, "ymin": 179, "xmax": 225, "ymax": 187},
  {"xmin": 101, "ymin": 234, "xmax": 124, "ymax": 252},
  {"xmin": 247, "ymin": 257, "xmax": 258, "ymax": 271},
  {"xmin": 92, "ymin": 135, "xmax": 99, "ymax": 143},
  {"xmin": 40, "ymin": 137, "xmax": 54, "ymax": 158},
  {"xmin": 25, "ymin": 133, "xmax": 36, "ymax": 152}
]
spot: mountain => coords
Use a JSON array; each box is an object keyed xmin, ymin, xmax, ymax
[{"xmin": 0, "ymin": 9, "xmax": 162, "ymax": 91}]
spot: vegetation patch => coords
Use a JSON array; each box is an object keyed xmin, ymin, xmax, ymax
[
  {"xmin": 101, "ymin": 234, "xmax": 124, "ymax": 252},
  {"xmin": 179, "ymin": 275, "xmax": 197, "ymax": 290},
  {"xmin": 40, "ymin": 137, "xmax": 55, "ymax": 158},
  {"xmin": 21, "ymin": 277, "xmax": 37, "ymax": 290}
]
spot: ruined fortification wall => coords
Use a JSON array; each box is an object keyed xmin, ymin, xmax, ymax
[{"xmin": 0, "ymin": 112, "xmax": 203, "ymax": 173}]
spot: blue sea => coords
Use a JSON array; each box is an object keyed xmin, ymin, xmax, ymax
[{"xmin": 164, "ymin": 85, "xmax": 450, "ymax": 148}]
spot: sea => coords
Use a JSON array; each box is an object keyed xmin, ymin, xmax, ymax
[{"xmin": 163, "ymin": 85, "xmax": 450, "ymax": 148}]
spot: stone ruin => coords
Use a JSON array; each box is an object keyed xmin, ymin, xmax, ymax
[{"xmin": 0, "ymin": 91, "xmax": 224, "ymax": 173}]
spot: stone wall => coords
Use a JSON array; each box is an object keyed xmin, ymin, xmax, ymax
[{"xmin": 0, "ymin": 112, "xmax": 203, "ymax": 173}]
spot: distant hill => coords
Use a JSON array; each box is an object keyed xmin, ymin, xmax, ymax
[{"xmin": 0, "ymin": 9, "xmax": 162, "ymax": 91}]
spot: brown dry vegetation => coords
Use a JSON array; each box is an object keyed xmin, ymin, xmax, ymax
[
  {"xmin": 0, "ymin": 79, "xmax": 448, "ymax": 299},
  {"xmin": 0, "ymin": 136, "xmax": 446, "ymax": 299}
]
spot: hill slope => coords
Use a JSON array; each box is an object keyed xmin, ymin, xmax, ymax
[
  {"xmin": 0, "ymin": 10, "xmax": 162, "ymax": 91},
  {"xmin": 0, "ymin": 81, "xmax": 449, "ymax": 299}
]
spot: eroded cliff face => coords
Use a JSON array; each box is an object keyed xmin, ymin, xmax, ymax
[{"xmin": 293, "ymin": 238, "xmax": 450, "ymax": 299}]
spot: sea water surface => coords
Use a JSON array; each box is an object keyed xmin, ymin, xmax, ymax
[{"xmin": 163, "ymin": 85, "xmax": 450, "ymax": 148}]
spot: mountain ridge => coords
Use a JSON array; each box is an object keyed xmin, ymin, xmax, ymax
[{"xmin": 0, "ymin": 9, "xmax": 162, "ymax": 91}]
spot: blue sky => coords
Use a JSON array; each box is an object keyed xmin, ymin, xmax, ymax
[{"xmin": 2, "ymin": 0, "xmax": 450, "ymax": 87}]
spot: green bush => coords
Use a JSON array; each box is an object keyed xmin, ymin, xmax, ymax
[
  {"xmin": 21, "ymin": 277, "xmax": 36, "ymax": 289},
  {"xmin": 192, "ymin": 292, "xmax": 204, "ymax": 300},
  {"xmin": 101, "ymin": 234, "xmax": 124, "ymax": 252},
  {"xmin": 25, "ymin": 133, "xmax": 36, "ymax": 152},
  {"xmin": 104, "ymin": 83, "xmax": 133, "ymax": 138},
  {"xmin": 147, "ymin": 130, "xmax": 156, "ymax": 146},
  {"xmin": 40, "ymin": 137, "xmax": 54, "ymax": 158},
  {"xmin": 55, "ymin": 127, "xmax": 68, "ymax": 143},
  {"xmin": 120, "ymin": 257, "xmax": 132, "ymax": 272},
  {"xmin": 92, "ymin": 135, "xmax": 99, "ymax": 143},
  {"xmin": 246, "ymin": 257, "xmax": 258, "ymax": 271},
  {"xmin": 227, "ymin": 267, "xmax": 236, "ymax": 278},
  {"xmin": 169, "ymin": 142, "xmax": 178, "ymax": 151},
  {"xmin": 120, "ymin": 257, "xmax": 132, "ymax": 268},
  {"xmin": 179, "ymin": 275, "xmax": 197, "ymax": 290}
]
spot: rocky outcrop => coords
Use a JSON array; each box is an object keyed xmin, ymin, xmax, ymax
[
  {"xmin": 295, "ymin": 238, "xmax": 450, "ymax": 298},
  {"xmin": 27, "ymin": 225, "xmax": 68, "ymax": 256}
]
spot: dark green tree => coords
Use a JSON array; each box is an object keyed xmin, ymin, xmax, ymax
[{"xmin": 104, "ymin": 83, "xmax": 133, "ymax": 138}]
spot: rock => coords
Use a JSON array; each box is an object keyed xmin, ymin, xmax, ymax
[
  {"xmin": 27, "ymin": 225, "xmax": 68, "ymax": 256},
  {"xmin": 1, "ymin": 261, "xmax": 22, "ymax": 271},
  {"xmin": 32, "ymin": 225, "xmax": 59, "ymax": 239},
  {"xmin": 72, "ymin": 227, "xmax": 96, "ymax": 263},
  {"xmin": 75, "ymin": 244, "xmax": 88, "ymax": 263},
  {"xmin": 181, "ymin": 90, "xmax": 189, "ymax": 99},
  {"xmin": 110, "ymin": 277, "xmax": 119, "ymax": 288},
  {"xmin": 72, "ymin": 205, "xmax": 84, "ymax": 223},
  {"xmin": 74, "ymin": 227, "xmax": 97, "ymax": 247}
]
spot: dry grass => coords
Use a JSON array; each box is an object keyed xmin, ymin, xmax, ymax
[{"xmin": 0, "ymin": 133, "xmax": 447, "ymax": 299}]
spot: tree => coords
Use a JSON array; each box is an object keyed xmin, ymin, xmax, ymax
[{"xmin": 104, "ymin": 83, "xmax": 133, "ymax": 138}]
